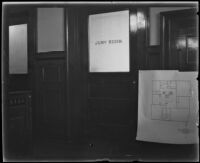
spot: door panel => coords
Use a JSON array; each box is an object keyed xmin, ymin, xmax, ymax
[
  {"xmin": 88, "ymin": 75, "xmax": 133, "ymax": 140},
  {"xmin": 35, "ymin": 59, "xmax": 66, "ymax": 139}
]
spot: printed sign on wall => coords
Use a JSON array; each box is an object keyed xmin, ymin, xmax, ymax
[{"xmin": 89, "ymin": 10, "xmax": 129, "ymax": 72}]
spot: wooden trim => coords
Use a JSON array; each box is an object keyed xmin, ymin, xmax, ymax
[
  {"xmin": 160, "ymin": 8, "xmax": 197, "ymax": 16},
  {"xmin": 88, "ymin": 97, "xmax": 130, "ymax": 101},
  {"xmin": 65, "ymin": 7, "xmax": 71, "ymax": 141},
  {"xmin": 81, "ymin": 9, "xmax": 89, "ymax": 137},
  {"xmin": 35, "ymin": 51, "xmax": 66, "ymax": 60},
  {"xmin": 146, "ymin": 7, "xmax": 150, "ymax": 46},
  {"xmin": 31, "ymin": 7, "xmax": 37, "ymax": 142},
  {"xmin": 160, "ymin": 13, "xmax": 166, "ymax": 69},
  {"xmin": 3, "ymin": 7, "xmax": 9, "ymax": 124},
  {"xmin": 8, "ymin": 90, "xmax": 32, "ymax": 95},
  {"xmin": 3, "ymin": 3, "xmax": 197, "ymax": 8},
  {"xmin": 88, "ymin": 73, "xmax": 131, "ymax": 78},
  {"xmin": 144, "ymin": 7, "xmax": 150, "ymax": 69},
  {"xmin": 129, "ymin": 8, "xmax": 138, "ymax": 72},
  {"xmin": 35, "ymin": 7, "xmax": 38, "ymax": 56}
]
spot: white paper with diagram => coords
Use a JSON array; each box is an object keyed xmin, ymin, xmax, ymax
[{"xmin": 136, "ymin": 70, "xmax": 199, "ymax": 144}]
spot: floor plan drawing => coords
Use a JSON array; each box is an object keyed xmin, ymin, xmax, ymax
[
  {"xmin": 137, "ymin": 71, "xmax": 198, "ymax": 144},
  {"xmin": 151, "ymin": 80, "xmax": 191, "ymax": 122}
]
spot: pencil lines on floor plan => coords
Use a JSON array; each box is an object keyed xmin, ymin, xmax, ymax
[{"xmin": 151, "ymin": 80, "xmax": 191, "ymax": 122}]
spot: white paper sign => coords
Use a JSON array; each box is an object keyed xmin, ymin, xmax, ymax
[
  {"xmin": 89, "ymin": 10, "xmax": 129, "ymax": 72},
  {"xmin": 137, "ymin": 70, "xmax": 199, "ymax": 144}
]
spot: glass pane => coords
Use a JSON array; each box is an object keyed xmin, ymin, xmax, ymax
[
  {"xmin": 9, "ymin": 24, "xmax": 28, "ymax": 74},
  {"xmin": 89, "ymin": 10, "xmax": 130, "ymax": 72},
  {"xmin": 37, "ymin": 8, "xmax": 64, "ymax": 52}
]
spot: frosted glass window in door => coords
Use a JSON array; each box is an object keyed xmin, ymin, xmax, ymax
[
  {"xmin": 9, "ymin": 24, "xmax": 28, "ymax": 74},
  {"xmin": 89, "ymin": 10, "xmax": 130, "ymax": 72},
  {"xmin": 37, "ymin": 8, "xmax": 64, "ymax": 52}
]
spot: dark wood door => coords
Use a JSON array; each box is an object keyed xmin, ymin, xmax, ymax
[
  {"xmin": 34, "ymin": 8, "xmax": 67, "ymax": 140},
  {"xmin": 81, "ymin": 7, "xmax": 148, "ymax": 142},
  {"xmin": 161, "ymin": 9, "xmax": 198, "ymax": 71}
]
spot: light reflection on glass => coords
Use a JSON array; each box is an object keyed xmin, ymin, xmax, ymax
[
  {"xmin": 187, "ymin": 37, "xmax": 198, "ymax": 64},
  {"xmin": 130, "ymin": 13, "xmax": 137, "ymax": 33},
  {"xmin": 176, "ymin": 37, "xmax": 186, "ymax": 49},
  {"xmin": 188, "ymin": 37, "xmax": 198, "ymax": 49},
  {"xmin": 137, "ymin": 12, "xmax": 146, "ymax": 29}
]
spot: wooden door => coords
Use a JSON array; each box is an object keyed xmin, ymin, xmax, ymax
[
  {"xmin": 161, "ymin": 9, "xmax": 198, "ymax": 71},
  {"xmin": 81, "ymin": 7, "xmax": 148, "ymax": 142},
  {"xmin": 34, "ymin": 8, "xmax": 67, "ymax": 140}
]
